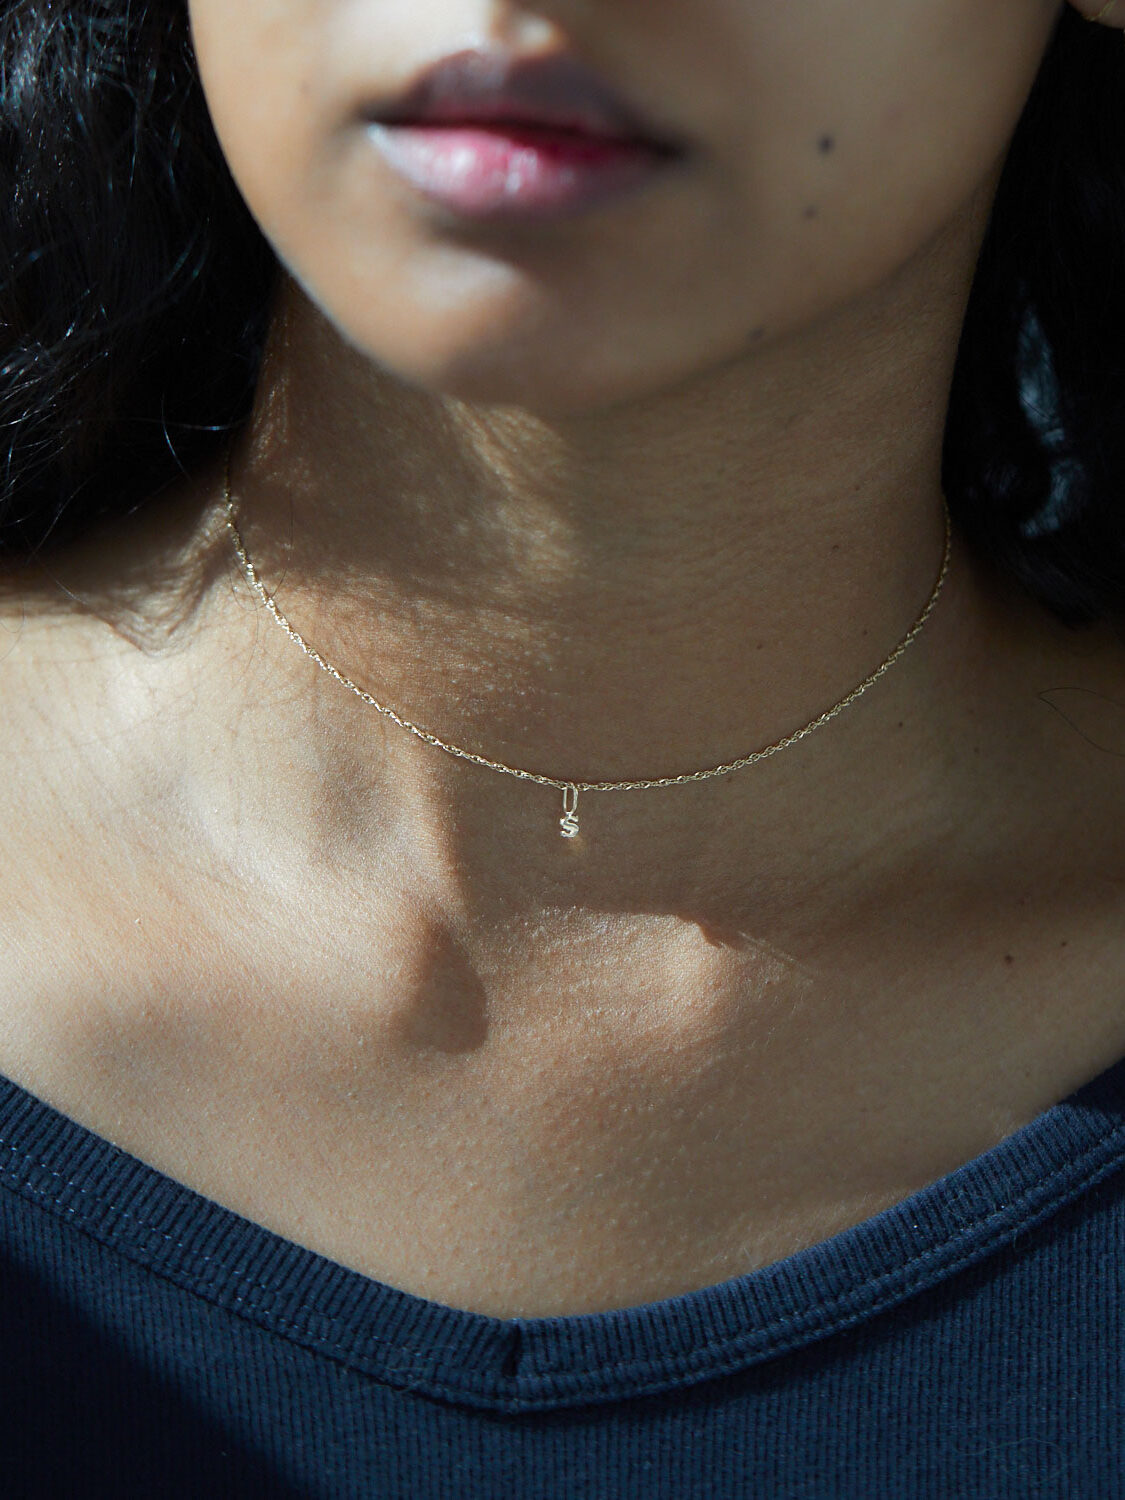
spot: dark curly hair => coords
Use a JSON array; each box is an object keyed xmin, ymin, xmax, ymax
[
  {"xmin": 0, "ymin": 0, "xmax": 276, "ymax": 556},
  {"xmin": 1, "ymin": 2, "xmax": 1124, "ymax": 624}
]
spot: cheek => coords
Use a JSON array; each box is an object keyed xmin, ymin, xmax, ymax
[
  {"xmin": 188, "ymin": 0, "xmax": 332, "ymax": 250},
  {"xmin": 709, "ymin": 1, "xmax": 1059, "ymax": 323}
]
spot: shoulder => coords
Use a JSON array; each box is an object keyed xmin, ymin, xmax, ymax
[{"xmin": 0, "ymin": 465, "xmax": 227, "ymax": 956}]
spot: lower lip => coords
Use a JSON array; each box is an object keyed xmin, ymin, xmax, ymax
[{"xmin": 366, "ymin": 123, "xmax": 678, "ymax": 221}]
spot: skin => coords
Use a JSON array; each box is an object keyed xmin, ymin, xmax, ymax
[{"xmin": 1, "ymin": 0, "xmax": 1124, "ymax": 1317}]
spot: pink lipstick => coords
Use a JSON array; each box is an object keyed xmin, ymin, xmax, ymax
[{"xmin": 363, "ymin": 49, "xmax": 687, "ymax": 222}]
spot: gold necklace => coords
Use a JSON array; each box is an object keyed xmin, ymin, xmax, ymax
[{"xmin": 223, "ymin": 446, "xmax": 953, "ymax": 841}]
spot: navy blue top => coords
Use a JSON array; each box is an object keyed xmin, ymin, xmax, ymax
[{"xmin": 0, "ymin": 1056, "xmax": 1122, "ymax": 1498}]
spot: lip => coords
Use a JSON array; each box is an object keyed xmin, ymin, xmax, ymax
[
  {"xmin": 362, "ymin": 47, "xmax": 688, "ymax": 152},
  {"xmin": 366, "ymin": 122, "xmax": 678, "ymax": 221}
]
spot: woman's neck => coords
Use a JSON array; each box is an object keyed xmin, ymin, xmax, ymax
[
  {"xmin": 226, "ymin": 246, "xmax": 963, "ymax": 786},
  {"xmin": 46, "ymin": 197, "xmax": 1036, "ymax": 923}
]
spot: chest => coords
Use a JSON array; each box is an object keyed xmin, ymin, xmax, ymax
[{"xmin": 4, "ymin": 852, "xmax": 1125, "ymax": 1321}]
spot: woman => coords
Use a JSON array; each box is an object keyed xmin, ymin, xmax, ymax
[{"xmin": 0, "ymin": 0, "xmax": 1123, "ymax": 1493}]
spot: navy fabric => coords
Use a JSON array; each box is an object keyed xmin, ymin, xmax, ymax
[{"xmin": 0, "ymin": 1058, "xmax": 1122, "ymax": 1498}]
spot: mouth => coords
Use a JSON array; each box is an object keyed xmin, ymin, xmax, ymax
[
  {"xmin": 361, "ymin": 48, "xmax": 690, "ymax": 222},
  {"xmin": 363, "ymin": 47, "xmax": 689, "ymax": 151}
]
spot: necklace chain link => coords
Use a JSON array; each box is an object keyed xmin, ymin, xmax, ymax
[{"xmin": 223, "ymin": 445, "xmax": 953, "ymax": 838}]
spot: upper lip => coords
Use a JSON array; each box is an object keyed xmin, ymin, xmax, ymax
[{"xmin": 364, "ymin": 49, "xmax": 686, "ymax": 152}]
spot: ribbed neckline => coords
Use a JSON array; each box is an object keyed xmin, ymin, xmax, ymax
[{"xmin": 0, "ymin": 1059, "xmax": 1123, "ymax": 1413}]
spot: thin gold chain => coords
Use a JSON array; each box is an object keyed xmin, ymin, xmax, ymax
[{"xmin": 223, "ymin": 445, "xmax": 953, "ymax": 837}]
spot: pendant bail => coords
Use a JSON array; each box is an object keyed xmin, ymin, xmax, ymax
[{"xmin": 560, "ymin": 783, "xmax": 580, "ymax": 839}]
